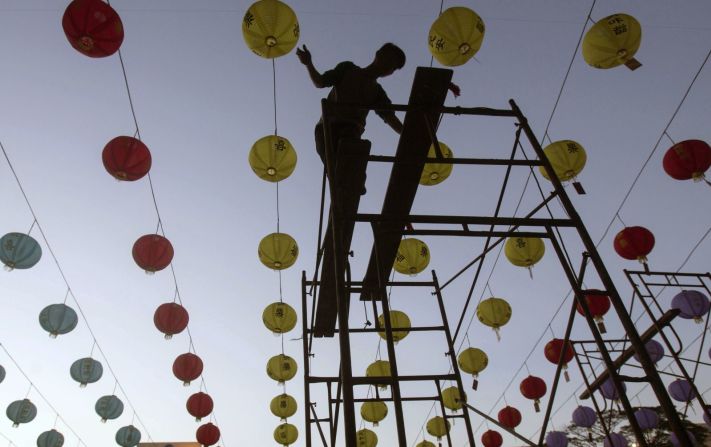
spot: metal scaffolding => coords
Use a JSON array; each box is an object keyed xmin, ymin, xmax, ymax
[{"xmin": 301, "ymin": 66, "xmax": 697, "ymax": 447}]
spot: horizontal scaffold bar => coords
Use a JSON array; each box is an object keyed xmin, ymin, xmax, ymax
[{"xmin": 355, "ymin": 213, "xmax": 576, "ymax": 227}]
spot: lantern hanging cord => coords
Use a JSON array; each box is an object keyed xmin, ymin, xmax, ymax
[
  {"xmin": 0, "ymin": 138, "xmax": 151, "ymax": 444},
  {"xmin": 0, "ymin": 342, "xmax": 88, "ymax": 446},
  {"xmin": 428, "ymin": 0, "xmax": 444, "ymax": 68},
  {"xmin": 541, "ymin": 0, "xmax": 596, "ymax": 144},
  {"xmin": 0, "ymin": 431, "xmax": 15, "ymax": 447},
  {"xmin": 273, "ymin": 59, "xmax": 278, "ymax": 135},
  {"xmin": 595, "ymin": 46, "xmax": 711, "ymax": 248},
  {"xmin": 409, "ymin": 401, "xmax": 437, "ymax": 447}
]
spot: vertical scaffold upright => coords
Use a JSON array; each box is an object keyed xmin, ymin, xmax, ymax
[{"xmin": 301, "ymin": 66, "xmax": 695, "ymax": 447}]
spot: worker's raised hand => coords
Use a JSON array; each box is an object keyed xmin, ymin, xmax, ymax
[{"xmin": 296, "ymin": 45, "xmax": 312, "ymax": 65}]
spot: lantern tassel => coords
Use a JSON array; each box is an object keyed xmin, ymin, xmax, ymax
[
  {"xmin": 472, "ymin": 377, "xmax": 479, "ymax": 391},
  {"xmin": 564, "ymin": 369, "xmax": 570, "ymax": 382},
  {"xmin": 164, "ymin": 334, "xmax": 172, "ymax": 340},
  {"xmin": 527, "ymin": 266, "xmax": 534, "ymax": 279},
  {"xmin": 572, "ymin": 181, "xmax": 586, "ymax": 195},
  {"xmin": 588, "ymin": 429, "xmax": 593, "ymax": 441},
  {"xmin": 596, "ymin": 317, "xmax": 607, "ymax": 334},
  {"xmin": 534, "ymin": 399, "xmax": 541, "ymax": 413},
  {"xmin": 494, "ymin": 328, "xmax": 501, "ymax": 342},
  {"xmin": 101, "ymin": 418, "xmax": 107, "ymax": 423}
]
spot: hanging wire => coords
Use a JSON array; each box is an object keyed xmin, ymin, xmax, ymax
[{"xmin": 0, "ymin": 343, "xmax": 88, "ymax": 445}]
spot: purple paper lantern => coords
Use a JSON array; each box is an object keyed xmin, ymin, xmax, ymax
[
  {"xmin": 545, "ymin": 431, "xmax": 568, "ymax": 447},
  {"xmin": 671, "ymin": 290, "xmax": 710, "ymax": 322},
  {"xmin": 603, "ymin": 433, "xmax": 628, "ymax": 447},
  {"xmin": 572, "ymin": 405, "xmax": 597, "ymax": 428},
  {"xmin": 670, "ymin": 431, "xmax": 697, "ymax": 447},
  {"xmin": 633, "ymin": 339, "xmax": 665, "ymax": 364},
  {"xmin": 634, "ymin": 408, "xmax": 659, "ymax": 430},
  {"xmin": 668, "ymin": 379, "xmax": 694, "ymax": 403},
  {"xmin": 600, "ymin": 378, "xmax": 626, "ymax": 401},
  {"xmin": 703, "ymin": 407, "xmax": 710, "ymax": 427}
]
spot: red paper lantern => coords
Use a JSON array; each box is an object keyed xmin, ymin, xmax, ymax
[
  {"xmin": 497, "ymin": 406, "xmax": 522, "ymax": 429},
  {"xmin": 613, "ymin": 226, "xmax": 654, "ymax": 264},
  {"xmin": 187, "ymin": 392, "xmax": 214, "ymax": 422},
  {"xmin": 153, "ymin": 303, "xmax": 189, "ymax": 339},
  {"xmin": 196, "ymin": 422, "xmax": 220, "ymax": 446},
  {"xmin": 544, "ymin": 338, "xmax": 575, "ymax": 382},
  {"xmin": 102, "ymin": 136, "xmax": 152, "ymax": 181},
  {"xmin": 481, "ymin": 429, "xmax": 503, "ymax": 447},
  {"xmin": 62, "ymin": 0, "xmax": 124, "ymax": 58},
  {"xmin": 132, "ymin": 234, "xmax": 174, "ymax": 273},
  {"xmin": 520, "ymin": 375, "xmax": 547, "ymax": 412},
  {"xmin": 576, "ymin": 290, "xmax": 611, "ymax": 333},
  {"xmin": 173, "ymin": 353, "xmax": 203, "ymax": 386},
  {"xmin": 663, "ymin": 140, "xmax": 711, "ymax": 182}
]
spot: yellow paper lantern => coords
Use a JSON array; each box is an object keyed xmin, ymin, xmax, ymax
[
  {"xmin": 377, "ymin": 311, "xmax": 411, "ymax": 343},
  {"xmin": 420, "ymin": 142, "xmax": 453, "ymax": 186},
  {"xmin": 477, "ymin": 297, "xmax": 512, "ymax": 340},
  {"xmin": 426, "ymin": 416, "xmax": 450, "ymax": 439},
  {"xmin": 366, "ymin": 360, "xmax": 391, "ymax": 389},
  {"xmin": 266, "ymin": 354, "xmax": 297, "ymax": 383},
  {"xmin": 539, "ymin": 140, "xmax": 587, "ymax": 182},
  {"xmin": 582, "ymin": 13, "xmax": 641, "ymax": 70},
  {"xmin": 270, "ymin": 393, "xmax": 297, "ymax": 420},
  {"xmin": 457, "ymin": 347, "xmax": 489, "ymax": 376},
  {"xmin": 249, "ymin": 135, "xmax": 297, "ymax": 182},
  {"xmin": 360, "ymin": 401, "xmax": 388, "ymax": 426},
  {"xmin": 505, "ymin": 237, "xmax": 545, "ymax": 268},
  {"xmin": 356, "ymin": 428, "xmax": 378, "ymax": 447},
  {"xmin": 242, "ymin": 0, "xmax": 300, "ymax": 59},
  {"xmin": 262, "ymin": 302, "xmax": 297, "ymax": 334},
  {"xmin": 394, "ymin": 238, "xmax": 430, "ymax": 275},
  {"xmin": 441, "ymin": 386, "xmax": 465, "ymax": 411},
  {"xmin": 273, "ymin": 422, "xmax": 298, "ymax": 446},
  {"xmin": 416, "ymin": 441, "xmax": 436, "ymax": 447},
  {"xmin": 428, "ymin": 7, "xmax": 485, "ymax": 67},
  {"xmin": 259, "ymin": 232, "xmax": 298, "ymax": 270}
]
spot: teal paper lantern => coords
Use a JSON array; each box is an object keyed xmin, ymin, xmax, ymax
[
  {"xmin": 116, "ymin": 425, "xmax": 141, "ymax": 447},
  {"xmin": 6, "ymin": 398, "xmax": 37, "ymax": 427},
  {"xmin": 39, "ymin": 304, "xmax": 78, "ymax": 338},
  {"xmin": 0, "ymin": 365, "xmax": 5, "ymax": 383},
  {"xmin": 70, "ymin": 357, "xmax": 103, "ymax": 387},
  {"xmin": 37, "ymin": 429, "xmax": 64, "ymax": 447},
  {"xmin": 0, "ymin": 232, "xmax": 42, "ymax": 270},
  {"xmin": 95, "ymin": 395, "xmax": 124, "ymax": 422}
]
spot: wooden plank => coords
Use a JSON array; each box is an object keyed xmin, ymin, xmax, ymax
[
  {"xmin": 579, "ymin": 309, "xmax": 680, "ymax": 399},
  {"xmin": 359, "ymin": 67, "xmax": 452, "ymax": 301},
  {"xmin": 313, "ymin": 138, "xmax": 370, "ymax": 337},
  {"xmin": 313, "ymin": 67, "xmax": 453, "ymax": 337}
]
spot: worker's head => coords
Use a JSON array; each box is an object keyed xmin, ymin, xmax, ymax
[{"xmin": 372, "ymin": 43, "xmax": 406, "ymax": 77}]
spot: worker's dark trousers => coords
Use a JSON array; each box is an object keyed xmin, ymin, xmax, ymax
[{"xmin": 314, "ymin": 121, "xmax": 364, "ymax": 167}]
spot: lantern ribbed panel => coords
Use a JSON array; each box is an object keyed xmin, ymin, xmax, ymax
[
  {"xmin": 671, "ymin": 290, "xmax": 710, "ymax": 321},
  {"xmin": 476, "ymin": 298, "xmax": 511, "ymax": 329},
  {"xmin": 6, "ymin": 399, "xmax": 37, "ymax": 427},
  {"xmin": 356, "ymin": 428, "xmax": 378, "ymax": 447},
  {"xmin": 428, "ymin": 7, "xmax": 485, "ymax": 67},
  {"xmin": 0, "ymin": 365, "xmax": 5, "ymax": 383},
  {"xmin": 544, "ymin": 339, "xmax": 575, "ymax": 365},
  {"xmin": 602, "ymin": 432, "xmax": 629, "ymax": 447},
  {"xmin": 196, "ymin": 423, "xmax": 221, "ymax": 446},
  {"xmin": 249, "ymin": 135, "xmax": 297, "ymax": 182},
  {"xmin": 441, "ymin": 386, "xmax": 464, "ymax": 411},
  {"xmin": 132, "ymin": 234, "xmax": 174, "ymax": 272},
  {"xmin": 663, "ymin": 140, "xmax": 711, "ymax": 181},
  {"xmin": 420, "ymin": 143, "xmax": 454, "ymax": 185},
  {"xmin": 153, "ymin": 302, "xmax": 189, "ymax": 339},
  {"xmin": 274, "ymin": 422, "xmax": 299, "ymax": 445},
  {"xmin": 613, "ymin": 226, "xmax": 654, "ymax": 262},
  {"xmin": 102, "ymin": 136, "xmax": 151, "ymax": 181},
  {"xmin": 634, "ymin": 408, "xmax": 659, "ymax": 430},
  {"xmin": 0, "ymin": 232, "xmax": 42, "ymax": 270},
  {"xmin": 242, "ymin": 0, "xmax": 300, "ymax": 59},
  {"xmin": 172, "ymin": 353, "xmax": 203, "ymax": 385},
  {"xmin": 62, "ymin": 0, "xmax": 124, "ymax": 57},
  {"xmin": 457, "ymin": 347, "xmax": 488, "ymax": 375},
  {"xmin": 426, "ymin": 416, "xmax": 449, "ymax": 439},
  {"xmin": 393, "ymin": 238, "xmax": 430, "ymax": 275},
  {"xmin": 37, "ymin": 429, "xmax": 64, "ymax": 447},
  {"xmin": 95, "ymin": 395, "xmax": 124, "ymax": 422},
  {"xmin": 481, "ymin": 430, "xmax": 503, "ymax": 447},
  {"xmin": 545, "ymin": 431, "xmax": 568, "ymax": 447},
  {"xmin": 539, "ymin": 140, "xmax": 587, "ymax": 182},
  {"xmin": 572, "ymin": 405, "xmax": 597, "ymax": 428},
  {"xmin": 258, "ymin": 232, "xmax": 298, "ymax": 270},
  {"xmin": 504, "ymin": 237, "xmax": 545, "ymax": 267},
  {"xmin": 267, "ymin": 354, "xmax": 297, "ymax": 383},
  {"xmin": 633, "ymin": 339, "xmax": 665, "ymax": 364},
  {"xmin": 262, "ymin": 302, "xmax": 298, "ymax": 334},
  {"xmin": 600, "ymin": 378, "xmax": 625, "ymax": 400},
  {"xmin": 270, "ymin": 393, "xmax": 297, "ymax": 420},
  {"xmin": 70, "ymin": 357, "xmax": 103, "ymax": 386},
  {"xmin": 39, "ymin": 304, "xmax": 78, "ymax": 337},
  {"xmin": 115, "ymin": 425, "xmax": 141, "ymax": 447},
  {"xmin": 497, "ymin": 406, "xmax": 521, "ymax": 428},
  {"xmin": 377, "ymin": 311, "xmax": 411, "ymax": 342},
  {"xmin": 582, "ymin": 14, "xmax": 641, "ymax": 69},
  {"xmin": 668, "ymin": 379, "xmax": 693, "ymax": 403},
  {"xmin": 187, "ymin": 392, "xmax": 214, "ymax": 421}
]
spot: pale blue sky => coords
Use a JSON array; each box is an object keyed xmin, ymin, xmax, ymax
[{"xmin": 0, "ymin": 1, "xmax": 710, "ymax": 446}]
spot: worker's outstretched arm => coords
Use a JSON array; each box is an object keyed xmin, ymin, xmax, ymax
[{"xmin": 296, "ymin": 45, "xmax": 325, "ymax": 88}]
